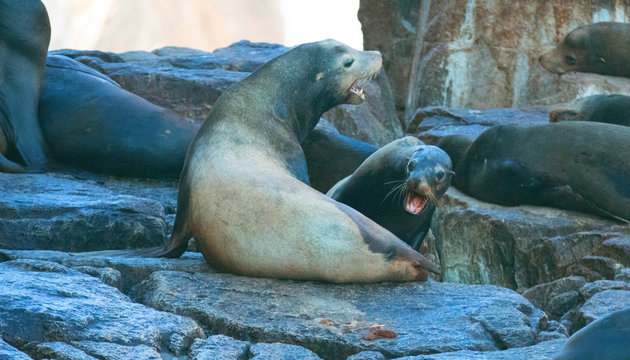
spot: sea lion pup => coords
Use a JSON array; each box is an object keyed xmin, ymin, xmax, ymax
[
  {"xmin": 539, "ymin": 22, "xmax": 630, "ymax": 77},
  {"xmin": 38, "ymin": 55, "xmax": 200, "ymax": 177},
  {"xmin": 555, "ymin": 307, "xmax": 630, "ymax": 360},
  {"xmin": 0, "ymin": 0, "xmax": 51, "ymax": 172},
  {"xmin": 147, "ymin": 39, "xmax": 439, "ymax": 282},
  {"xmin": 437, "ymin": 123, "xmax": 630, "ymax": 223},
  {"xmin": 327, "ymin": 136, "xmax": 452, "ymax": 250},
  {"xmin": 549, "ymin": 94, "xmax": 630, "ymax": 126}
]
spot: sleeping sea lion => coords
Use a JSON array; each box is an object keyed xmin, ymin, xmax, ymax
[
  {"xmin": 437, "ymin": 122, "xmax": 630, "ymax": 223},
  {"xmin": 0, "ymin": 0, "xmax": 51, "ymax": 172},
  {"xmin": 549, "ymin": 94, "xmax": 630, "ymax": 126},
  {"xmin": 327, "ymin": 136, "xmax": 452, "ymax": 250},
  {"xmin": 147, "ymin": 39, "xmax": 439, "ymax": 282}
]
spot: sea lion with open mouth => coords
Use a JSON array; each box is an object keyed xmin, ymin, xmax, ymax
[
  {"xmin": 327, "ymin": 136, "xmax": 452, "ymax": 250},
  {"xmin": 143, "ymin": 39, "xmax": 439, "ymax": 282}
]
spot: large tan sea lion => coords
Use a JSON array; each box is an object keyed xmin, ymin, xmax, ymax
[{"xmin": 146, "ymin": 40, "xmax": 439, "ymax": 282}]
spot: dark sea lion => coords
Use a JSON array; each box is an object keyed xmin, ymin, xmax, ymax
[
  {"xmin": 38, "ymin": 55, "xmax": 201, "ymax": 177},
  {"xmin": 549, "ymin": 94, "xmax": 630, "ymax": 126},
  {"xmin": 437, "ymin": 122, "xmax": 630, "ymax": 223},
  {"xmin": 539, "ymin": 22, "xmax": 630, "ymax": 77},
  {"xmin": 302, "ymin": 126, "xmax": 378, "ymax": 193},
  {"xmin": 0, "ymin": 0, "xmax": 51, "ymax": 172},
  {"xmin": 148, "ymin": 39, "xmax": 439, "ymax": 282},
  {"xmin": 555, "ymin": 307, "xmax": 630, "ymax": 360},
  {"xmin": 327, "ymin": 136, "xmax": 452, "ymax": 250}
]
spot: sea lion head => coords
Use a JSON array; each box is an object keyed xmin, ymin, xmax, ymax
[
  {"xmin": 549, "ymin": 98, "xmax": 584, "ymax": 123},
  {"xmin": 403, "ymin": 145, "xmax": 453, "ymax": 215},
  {"xmin": 538, "ymin": 27, "xmax": 588, "ymax": 75},
  {"xmin": 436, "ymin": 135, "xmax": 474, "ymax": 173}
]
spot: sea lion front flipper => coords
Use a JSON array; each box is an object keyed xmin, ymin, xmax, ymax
[
  {"xmin": 535, "ymin": 185, "xmax": 629, "ymax": 223},
  {"xmin": 0, "ymin": 153, "xmax": 26, "ymax": 173}
]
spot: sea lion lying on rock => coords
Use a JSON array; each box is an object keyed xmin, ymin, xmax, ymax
[
  {"xmin": 549, "ymin": 94, "xmax": 630, "ymax": 127},
  {"xmin": 327, "ymin": 136, "xmax": 452, "ymax": 250},
  {"xmin": 437, "ymin": 122, "xmax": 630, "ymax": 223},
  {"xmin": 539, "ymin": 22, "xmax": 630, "ymax": 78}
]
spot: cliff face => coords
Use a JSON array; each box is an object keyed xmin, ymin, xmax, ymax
[
  {"xmin": 43, "ymin": 0, "xmax": 284, "ymax": 52},
  {"xmin": 360, "ymin": 0, "xmax": 630, "ymax": 123}
]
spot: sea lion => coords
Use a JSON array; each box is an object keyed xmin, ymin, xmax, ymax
[
  {"xmin": 555, "ymin": 307, "xmax": 630, "ymax": 360},
  {"xmin": 302, "ymin": 126, "xmax": 378, "ymax": 193},
  {"xmin": 0, "ymin": 0, "xmax": 51, "ymax": 172},
  {"xmin": 539, "ymin": 22, "xmax": 630, "ymax": 77},
  {"xmin": 38, "ymin": 55, "xmax": 201, "ymax": 177},
  {"xmin": 149, "ymin": 39, "xmax": 439, "ymax": 282},
  {"xmin": 327, "ymin": 136, "xmax": 452, "ymax": 250},
  {"xmin": 549, "ymin": 94, "xmax": 630, "ymax": 126},
  {"xmin": 437, "ymin": 122, "xmax": 630, "ymax": 223}
]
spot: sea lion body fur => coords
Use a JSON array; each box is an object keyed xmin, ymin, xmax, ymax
[
  {"xmin": 327, "ymin": 136, "xmax": 452, "ymax": 250},
  {"xmin": 157, "ymin": 40, "xmax": 439, "ymax": 282},
  {"xmin": 549, "ymin": 94, "xmax": 630, "ymax": 126}
]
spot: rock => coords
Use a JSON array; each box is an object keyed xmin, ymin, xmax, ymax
[
  {"xmin": 579, "ymin": 280, "xmax": 630, "ymax": 300},
  {"xmin": 594, "ymin": 236, "xmax": 630, "ymax": 267},
  {"xmin": 72, "ymin": 341, "xmax": 162, "ymax": 360},
  {"xmin": 566, "ymin": 256, "xmax": 623, "ymax": 282},
  {"xmin": 393, "ymin": 339, "xmax": 567, "ymax": 360},
  {"xmin": 522, "ymin": 277, "xmax": 586, "ymax": 320},
  {"xmin": 571, "ymin": 289, "xmax": 630, "ymax": 333},
  {"xmin": 405, "ymin": 106, "xmax": 549, "ymax": 144},
  {"xmin": 27, "ymin": 341, "xmax": 98, "ymax": 360},
  {"xmin": 0, "ymin": 338, "xmax": 32, "ymax": 360},
  {"xmin": 0, "ymin": 259, "xmax": 204, "ymax": 356},
  {"xmin": 132, "ymin": 271, "xmax": 549, "ymax": 359},
  {"xmin": 249, "ymin": 343, "xmax": 322, "ymax": 360},
  {"xmin": 189, "ymin": 335, "xmax": 249, "ymax": 360},
  {"xmin": 615, "ymin": 268, "xmax": 630, "ymax": 282},
  {"xmin": 72, "ymin": 266, "xmax": 123, "ymax": 290},
  {"xmin": 347, "ymin": 351, "xmax": 387, "ymax": 360},
  {"xmin": 432, "ymin": 188, "xmax": 617, "ymax": 289},
  {"xmin": 0, "ymin": 249, "xmax": 211, "ymax": 293},
  {"xmin": 0, "ymin": 173, "xmax": 166, "ymax": 252}
]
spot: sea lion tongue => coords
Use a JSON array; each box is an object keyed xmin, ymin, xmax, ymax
[{"xmin": 405, "ymin": 193, "xmax": 427, "ymax": 215}]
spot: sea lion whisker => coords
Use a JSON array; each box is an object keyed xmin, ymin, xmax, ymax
[{"xmin": 381, "ymin": 182, "xmax": 406, "ymax": 205}]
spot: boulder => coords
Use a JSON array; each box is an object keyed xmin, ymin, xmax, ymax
[
  {"xmin": 189, "ymin": 335, "xmax": 249, "ymax": 360},
  {"xmin": 432, "ymin": 188, "xmax": 618, "ymax": 290},
  {"xmin": 405, "ymin": 106, "xmax": 549, "ymax": 144},
  {"xmin": 348, "ymin": 351, "xmax": 387, "ymax": 360},
  {"xmin": 0, "ymin": 338, "xmax": 32, "ymax": 360},
  {"xmin": 563, "ymin": 289, "xmax": 630, "ymax": 334},
  {"xmin": 131, "ymin": 271, "xmax": 554, "ymax": 359},
  {"xmin": 615, "ymin": 268, "xmax": 630, "ymax": 282},
  {"xmin": 72, "ymin": 341, "xmax": 162, "ymax": 360},
  {"xmin": 522, "ymin": 277, "xmax": 587, "ymax": 320},
  {"xmin": 393, "ymin": 339, "xmax": 567, "ymax": 360},
  {"xmin": 579, "ymin": 280, "xmax": 630, "ymax": 300},
  {"xmin": 26, "ymin": 341, "xmax": 98, "ymax": 360},
  {"xmin": 249, "ymin": 343, "xmax": 322, "ymax": 360},
  {"xmin": 0, "ymin": 173, "xmax": 166, "ymax": 252},
  {"xmin": 594, "ymin": 236, "xmax": 630, "ymax": 267},
  {"xmin": 0, "ymin": 259, "xmax": 204, "ymax": 356}
]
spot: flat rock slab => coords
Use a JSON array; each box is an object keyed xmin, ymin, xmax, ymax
[
  {"xmin": 394, "ymin": 338, "xmax": 566, "ymax": 360},
  {"xmin": 0, "ymin": 173, "xmax": 166, "ymax": 252},
  {"xmin": 0, "ymin": 259, "xmax": 204, "ymax": 356},
  {"xmin": 432, "ymin": 189, "xmax": 620, "ymax": 290},
  {"xmin": 131, "ymin": 271, "xmax": 551, "ymax": 359}
]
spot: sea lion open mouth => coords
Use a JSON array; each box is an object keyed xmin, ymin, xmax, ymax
[
  {"xmin": 404, "ymin": 192, "xmax": 428, "ymax": 215},
  {"xmin": 346, "ymin": 80, "xmax": 367, "ymax": 105}
]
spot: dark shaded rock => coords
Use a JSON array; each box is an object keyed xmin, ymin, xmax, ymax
[
  {"xmin": 615, "ymin": 268, "xmax": 630, "ymax": 282},
  {"xmin": 566, "ymin": 256, "xmax": 623, "ymax": 282},
  {"xmin": 72, "ymin": 266, "xmax": 123, "ymax": 290},
  {"xmin": 72, "ymin": 341, "xmax": 161, "ymax": 360},
  {"xmin": 393, "ymin": 339, "xmax": 567, "ymax": 360},
  {"xmin": 0, "ymin": 173, "xmax": 166, "ymax": 252},
  {"xmin": 522, "ymin": 276, "xmax": 586, "ymax": 320},
  {"xmin": 571, "ymin": 290, "xmax": 630, "ymax": 333},
  {"xmin": 0, "ymin": 259, "xmax": 204, "ymax": 355},
  {"xmin": 0, "ymin": 249, "xmax": 211, "ymax": 293},
  {"xmin": 189, "ymin": 335, "xmax": 249, "ymax": 360},
  {"xmin": 50, "ymin": 49, "xmax": 124, "ymax": 63},
  {"xmin": 131, "ymin": 271, "xmax": 548, "ymax": 359},
  {"xmin": 594, "ymin": 236, "xmax": 630, "ymax": 267},
  {"xmin": 432, "ymin": 189, "xmax": 616, "ymax": 289},
  {"xmin": 535, "ymin": 320, "xmax": 568, "ymax": 342},
  {"xmin": 579, "ymin": 280, "xmax": 630, "ymax": 300},
  {"xmin": 28, "ymin": 341, "xmax": 97, "ymax": 360},
  {"xmin": 406, "ymin": 106, "xmax": 549, "ymax": 144},
  {"xmin": 347, "ymin": 351, "xmax": 387, "ymax": 360},
  {"xmin": 0, "ymin": 338, "xmax": 31, "ymax": 360},
  {"xmin": 249, "ymin": 343, "xmax": 322, "ymax": 360}
]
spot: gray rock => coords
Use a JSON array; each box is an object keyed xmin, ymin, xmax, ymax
[
  {"xmin": 567, "ymin": 289, "xmax": 630, "ymax": 334},
  {"xmin": 566, "ymin": 256, "xmax": 623, "ymax": 282},
  {"xmin": 347, "ymin": 351, "xmax": 386, "ymax": 360},
  {"xmin": 0, "ymin": 249, "xmax": 211, "ymax": 293},
  {"xmin": 249, "ymin": 343, "xmax": 322, "ymax": 360},
  {"xmin": 0, "ymin": 259, "xmax": 204, "ymax": 356},
  {"xmin": 615, "ymin": 268, "xmax": 630, "ymax": 282},
  {"xmin": 432, "ymin": 188, "xmax": 616, "ymax": 289},
  {"xmin": 27, "ymin": 342, "xmax": 97, "ymax": 360},
  {"xmin": 189, "ymin": 335, "xmax": 249, "ymax": 360},
  {"xmin": 0, "ymin": 173, "xmax": 166, "ymax": 252},
  {"xmin": 72, "ymin": 341, "xmax": 161, "ymax": 360},
  {"xmin": 131, "ymin": 271, "xmax": 548, "ymax": 359},
  {"xmin": 594, "ymin": 236, "xmax": 630, "ymax": 267},
  {"xmin": 72, "ymin": 266, "xmax": 123, "ymax": 290},
  {"xmin": 393, "ymin": 339, "xmax": 567, "ymax": 360},
  {"xmin": 406, "ymin": 106, "xmax": 549, "ymax": 144},
  {"xmin": 0, "ymin": 338, "xmax": 32, "ymax": 360},
  {"xmin": 522, "ymin": 277, "xmax": 586, "ymax": 320},
  {"xmin": 579, "ymin": 280, "xmax": 630, "ymax": 300}
]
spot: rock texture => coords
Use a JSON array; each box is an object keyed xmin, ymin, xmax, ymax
[
  {"xmin": 131, "ymin": 271, "xmax": 555, "ymax": 359},
  {"xmin": 0, "ymin": 338, "xmax": 32, "ymax": 360}
]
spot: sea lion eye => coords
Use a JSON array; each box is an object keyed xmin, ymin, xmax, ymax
[
  {"xmin": 436, "ymin": 170, "xmax": 445, "ymax": 180},
  {"xmin": 344, "ymin": 58, "xmax": 354, "ymax": 68},
  {"xmin": 565, "ymin": 54, "xmax": 577, "ymax": 66}
]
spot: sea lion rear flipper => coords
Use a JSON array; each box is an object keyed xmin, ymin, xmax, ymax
[
  {"xmin": 0, "ymin": 153, "xmax": 26, "ymax": 173},
  {"xmin": 536, "ymin": 185, "xmax": 629, "ymax": 223}
]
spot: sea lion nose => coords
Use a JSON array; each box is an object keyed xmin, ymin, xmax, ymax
[{"xmin": 538, "ymin": 54, "xmax": 544, "ymax": 63}]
